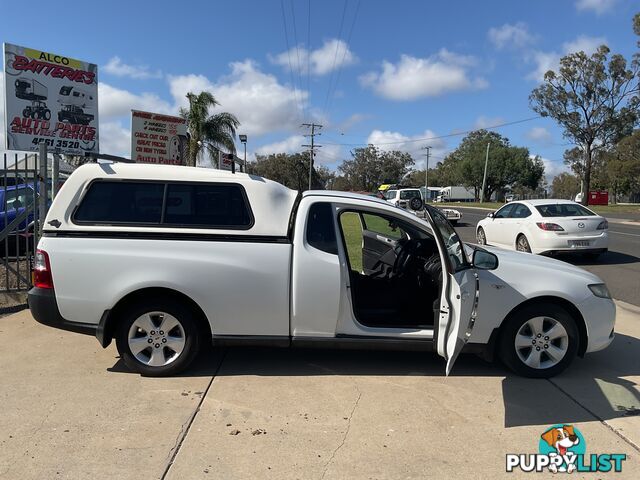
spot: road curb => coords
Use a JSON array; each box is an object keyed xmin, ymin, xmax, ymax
[{"xmin": 614, "ymin": 299, "xmax": 640, "ymax": 315}]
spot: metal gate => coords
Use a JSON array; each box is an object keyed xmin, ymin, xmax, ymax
[{"xmin": 1, "ymin": 150, "xmax": 49, "ymax": 293}]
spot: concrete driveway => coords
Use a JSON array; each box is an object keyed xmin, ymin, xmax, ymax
[{"xmin": 1, "ymin": 303, "xmax": 638, "ymax": 479}]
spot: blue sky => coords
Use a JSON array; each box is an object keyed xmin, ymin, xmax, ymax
[{"xmin": 1, "ymin": 0, "xmax": 638, "ymax": 180}]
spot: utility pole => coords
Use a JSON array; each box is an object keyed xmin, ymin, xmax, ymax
[
  {"xmin": 422, "ymin": 146, "xmax": 431, "ymax": 203},
  {"xmin": 302, "ymin": 123, "xmax": 322, "ymax": 190},
  {"xmin": 480, "ymin": 142, "xmax": 490, "ymax": 203}
]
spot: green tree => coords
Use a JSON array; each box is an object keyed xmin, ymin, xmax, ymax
[
  {"xmin": 608, "ymin": 130, "xmax": 640, "ymax": 203},
  {"xmin": 180, "ymin": 91, "xmax": 240, "ymax": 167},
  {"xmin": 529, "ymin": 44, "xmax": 639, "ymax": 205},
  {"xmin": 551, "ymin": 172, "xmax": 581, "ymax": 199},
  {"xmin": 438, "ymin": 130, "xmax": 544, "ymax": 200},
  {"xmin": 337, "ymin": 145, "xmax": 414, "ymax": 191},
  {"xmin": 249, "ymin": 152, "xmax": 332, "ymax": 191}
]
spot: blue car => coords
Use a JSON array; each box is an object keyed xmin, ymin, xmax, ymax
[{"xmin": 1, "ymin": 183, "xmax": 40, "ymax": 256}]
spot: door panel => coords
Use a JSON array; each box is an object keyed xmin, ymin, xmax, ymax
[
  {"xmin": 362, "ymin": 230, "xmax": 397, "ymax": 275},
  {"xmin": 292, "ymin": 200, "xmax": 342, "ymax": 337},
  {"xmin": 438, "ymin": 269, "xmax": 478, "ymax": 375}
]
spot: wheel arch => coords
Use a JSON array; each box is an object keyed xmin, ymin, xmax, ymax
[
  {"xmin": 488, "ymin": 295, "xmax": 588, "ymax": 360},
  {"xmin": 97, "ymin": 287, "xmax": 212, "ymax": 348}
]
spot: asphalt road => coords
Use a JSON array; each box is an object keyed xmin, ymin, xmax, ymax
[{"xmin": 452, "ymin": 207, "xmax": 640, "ymax": 307}]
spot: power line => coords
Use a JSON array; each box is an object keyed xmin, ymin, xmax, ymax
[
  {"xmin": 322, "ymin": 0, "xmax": 349, "ymax": 116},
  {"xmin": 322, "ymin": 116, "xmax": 541, "ymax": 146},
  {"xmin": 306, "ymin": 0, "xmax": 311, "ymax": 113},
  {"xmin": 324, "ymin": 0, "xmax": 361, "ymax": 118},
  {"xmin": 290, "ymin": 0, "xmax": 306, "ymax": 119},
  {"xmin": 302, "ymin": 122, "xmax": 322, "ymax": 189},
  {"xmin": 280, "ymin": 0, "xmax": 303, "ymax": 121}
]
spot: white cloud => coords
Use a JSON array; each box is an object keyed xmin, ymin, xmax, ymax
[
  {"xmin": 366, "ymin": 129, "xmax": 447, "ymax": 169},
  {"xmin": 99, "ymin": 121, "xmax": 131, "ymax": 157},
  {"xmin": 528, "ymin": 35, "xmax": 606, "ymax": 82},
  {"xmin": 254, "ymin": 134, "xmax": 342, "ymax": 166},
  {"xmin": 360, "ymin": 49, "xmax": 488, "ymax": 101},
  {"xmin": 563, "ymin": 35, "xmax": 606, "ymax": 55},
  {"xmin": 488, "ymin": 22, "xmax": 535, "ymax": 50},
  {"xmin": 474, "ymin": 116, "xmax": 505, "ymax": 130},
  {"xmin": 534, "ymin": 155, "xmax": 568, "ymax": 181},
  {"xmin": 575, "ymin": 0, "xmax": 616, "ymax": 14},
  {"xmin": 99, "ymin": 83, "xmax": 172, "ymax": 118},
  {"xmin": 103, "ymin": 56, "xmax": 162, "ymax": 80},
  {"xmin": 169, "ymin": 60, "xmax": 307, "ymax": 136},
  {"xmin": 254, "ymin": 135, "xmax": 305, "ymax": 156},
  {"xmin": 525, "ymin": 126, "xmax": 553, "ymax": 145},
  {"xmin": 271, "ymin": 39, "xmax": 356, "ymax": 76}
]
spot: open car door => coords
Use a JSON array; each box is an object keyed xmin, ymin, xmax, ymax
[{"xmin": 424, "ymin": 206, "xmax": 478, "ymax": 375}]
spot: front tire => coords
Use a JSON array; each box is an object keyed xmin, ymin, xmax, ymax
[
  {"xmin": 498, "ymin": 303, "xmax": 579, "ymax": 378},
  {"xmin": 477, "ymin": 227, "xmax": 486, "ymax": 245},
  {"xmin": 115, "ymin": 297, "xmax": 201, "ymax": 376},
  {"xmin": 516, "ymin": 234, "xmax": 531, "ymax": 253}
]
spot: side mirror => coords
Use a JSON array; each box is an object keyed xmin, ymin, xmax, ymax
[
  {"xmin": 473, "ymin": 249, "xmax": 499, "ymax": 270},
  {"xmin": 486, "ymin": 212, "xmax": 494, "ymax": 219}
]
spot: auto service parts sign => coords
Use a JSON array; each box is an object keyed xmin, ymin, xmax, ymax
[
  {"xmin": 3, "ymin": 43, "xmax": 99, "ymax": 155},
  {"xmin": 131, "ymin": 110, "xmax": 188, "ymax": 165}
]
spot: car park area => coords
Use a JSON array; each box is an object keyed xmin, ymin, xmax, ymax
[{"xmin": 1, "ymin": 303, "xmax": 639, "ymax": 479}]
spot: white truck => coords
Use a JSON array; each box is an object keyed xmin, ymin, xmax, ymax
[
  {"xmin": 28, "ymin": 163, "xmax": 615, "ymax": 378},
  {"xmin": 436, "ymin": 186, "xmax": 475, "ymax": 203}
]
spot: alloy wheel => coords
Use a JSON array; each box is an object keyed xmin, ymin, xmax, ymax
[
  {"xmin": 477, "ymin": 228, "xmax": 486, "ymax": 245},
  {"xmin": 127, "ymin": 311, "xmax": 186, "ymax": 367},
  {"xmin": 514, "ymin": 316, "xmax": 568, "ymax": 369}
]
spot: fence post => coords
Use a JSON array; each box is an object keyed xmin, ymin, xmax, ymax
[
  {"xmin": 38, "ymin": 143, "xmax": 48, "ymax": 236},
  {"xmin": 52, "ymin": 153, "xmax": 60, "ymax": 199}
]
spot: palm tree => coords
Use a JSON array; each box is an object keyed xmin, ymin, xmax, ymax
[{"xmin": 180, "ymin": 91, "xmax": 240, "ymax": 167}]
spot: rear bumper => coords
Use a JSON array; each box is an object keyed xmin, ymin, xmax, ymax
[
  {"xmin": 28, "ymin": 287, "xmax": 97, "ymax": 336},
  {"xmin": 532, "ymin": 231, "xmax": 609, "ymax": 255}
]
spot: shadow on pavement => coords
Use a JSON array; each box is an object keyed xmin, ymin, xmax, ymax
[
  {"xmin": 556, "ymin": 250, "xmax": 640, "ymax": 266},
  {"xmin": 108, "ymin": 332, "xmax": 640, "ymax": 429}
]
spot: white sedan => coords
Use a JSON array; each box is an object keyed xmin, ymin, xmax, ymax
[{"xmin": 476, "ymin": 199, "xmax": 608, "ymax": 258}]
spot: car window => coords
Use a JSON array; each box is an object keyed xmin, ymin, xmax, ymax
[
  {"xmin": 4, "ymin": 188, "xmax": 30, "ymax": 210},
  {"xmin": 535, "ymin": 203, "xmax": 596, "ymax": 217},
  {"xmin": 362, "ymin": 213, "xmax": 405, "ymax": 239},
  {"xmin": 164, "ymin": 183, "xmax": 252, "ymax": 228},
  {"xmin": 74, "ymin": 182, "xmax": 164, "ymax": 224},
  {"xmin": 306, "ymin": 202, "xmax": 338, "ymax": 255},
  {"xmin": 427, "ymin": 207, "xmax": 468, "ymax": 271},
  {"xmin": 74, "ymin": 181, "xmax": 253, "ymax": 228},
  {"xmin": 385, "ymin": 190, "xmax": 397, "ymax": 200},
  {"xmin": 494, "ymin": 204, "xmax": 515, "ymax": 218},
  {"xmin": 511, "ymin": 204, "xmax": 532, "ymax": 218},
  {"xmin": 399, "ymin": 190, "xmax": 421, "ymax": 200}
]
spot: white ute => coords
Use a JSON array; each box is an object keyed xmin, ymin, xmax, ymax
[{"xmin": 29, "ymin": 163, "xmax": 616, "ymax": 377}]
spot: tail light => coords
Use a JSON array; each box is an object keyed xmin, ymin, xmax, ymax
[
  {"xmin": 33, "ymin": 249, "xmax": 54, "ymax": 289},
  {"xmin": 536, "ymin": 222, "xmax": 565, "ymax": 231},
  {"xmin": 597, "ymin": 220, "xmax": 608, "ymax": 230}
]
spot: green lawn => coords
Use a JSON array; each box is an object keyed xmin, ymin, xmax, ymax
[{"xmin": 339, "ymin": 212, "xmax": 363, "ymax": 272}]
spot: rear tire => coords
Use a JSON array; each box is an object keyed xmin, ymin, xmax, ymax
[
  {"xmin": 498, "ymin": 303, "xmax": 579, "ymax": 378},
  {"xmin": 115, "ymin": 297, "xmax": 201, "ymax": 376}
]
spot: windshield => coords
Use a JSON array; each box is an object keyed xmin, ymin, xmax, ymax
[
  {"xmin": 426, "ymin": 207, "xmax": 468, "ymax": 271},
  {"xmin": 536, "ymin": 203, "xmax": 596, "ymax": 217},
  {"xmin": 399, "ymin": 190, "xmax": 421, "ymax": 200}
]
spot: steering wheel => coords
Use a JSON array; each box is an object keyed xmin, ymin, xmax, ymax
[{"xmin": 391, "ymin": 239, "xmax": 417, "ymax": 277}]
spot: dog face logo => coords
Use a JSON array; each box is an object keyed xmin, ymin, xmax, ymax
[
  {"xmin": 541, "ymin": 425, "xmax": 580, "ymax": 456},
  {"xmin": 539, "ymin": 424, "xmax": 583, "ymax": 473}
]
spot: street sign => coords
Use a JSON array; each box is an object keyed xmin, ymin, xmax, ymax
[
  {"xmin": 131, "ymin": 110, "xmax": 188, "ymax": 165},
  {"xmin": 3, "ymin": 43, "xmax": 99, "ymax": 155}
]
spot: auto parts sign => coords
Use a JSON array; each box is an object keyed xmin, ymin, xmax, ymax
[
  {"xmin": 131, "ymin": 110, "xmax": 188, "ymax": 165},
  {"xmin": 3, "ymin": 43, "xmax": 99, "ymax": 155}
]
